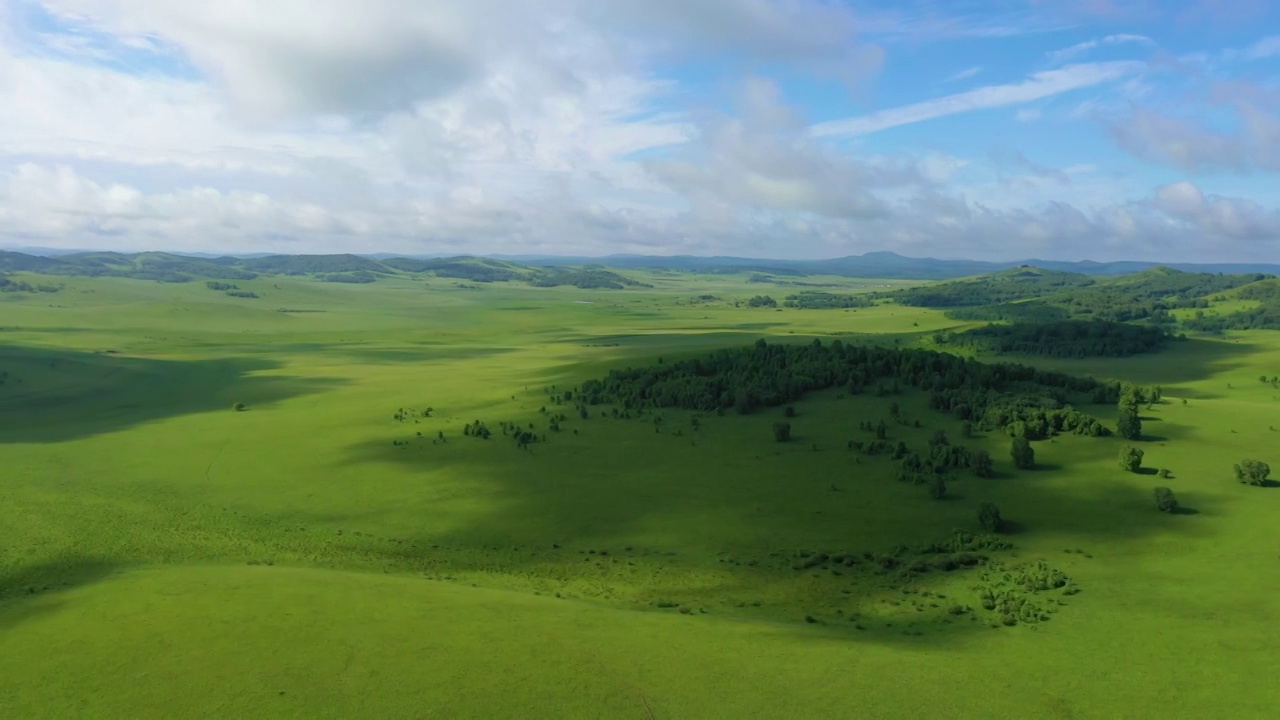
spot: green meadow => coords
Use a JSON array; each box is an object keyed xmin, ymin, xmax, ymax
[{"xmin": 3, "ymin": 270, "xmax": 1280, "ymax": 718}]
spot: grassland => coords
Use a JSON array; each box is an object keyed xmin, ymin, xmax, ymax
[{"xmin": 2, "ymin": 269, "xmax": 1279, "ymax": 718}]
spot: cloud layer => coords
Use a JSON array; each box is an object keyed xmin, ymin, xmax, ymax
[{"xmin": 0, "ymin": 0, "xmax": 1277, "ymax": 261}]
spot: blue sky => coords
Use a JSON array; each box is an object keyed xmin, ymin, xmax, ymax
[{"xmin": 0, "ymin": 0, "xmax": 1278, "ymax": 261}]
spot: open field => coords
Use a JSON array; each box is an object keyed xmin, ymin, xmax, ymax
[{"xmin": 3, "ymin": 271, "xmax": 1280, "ymax": 718}]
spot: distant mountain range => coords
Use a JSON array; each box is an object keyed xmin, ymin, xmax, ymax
[
  {"xmin": 490, "ymin": 251, "xmax": 1280, "ymax": 279},
  {"xmin": 3, "ymin": 247, "xmax": 1279, "ymax": 281}
]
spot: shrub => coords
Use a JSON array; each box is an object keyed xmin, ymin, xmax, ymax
[
  {"xmin": 1153, "ymin": 487, "xmax": 1179, "ymax": 513},
  {"xmin": 977, "ymin": 502, "xmax": 1004, "ymax": 532},
  {"xmin": 232, "ymin": 402, "xmax": 247, "ymax": 412},
  {"xmin": 1119, "ymin": 446, "xmax": 1144, "ymax": 473},
  {"xmin": 772, "ymin": 422, "xmax": 792, "ymax": 443},
  {"xmin": 1158, "ymin": 468, "xmax": 1173, "ymax": 479},
  {"xmin": 784, "ymin": 405, "xmax": 796, "ymax": 418},
  {"xmin": 1234, "ymin": 459, "xmax": 1271, "ymax": 486}
]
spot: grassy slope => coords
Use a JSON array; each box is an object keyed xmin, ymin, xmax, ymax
[{"xmin": 2, "ymin": 273, "xmax": 1279, "ymax": 718}]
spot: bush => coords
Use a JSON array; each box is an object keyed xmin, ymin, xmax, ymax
[
  {"xmin": 784, "ymin": 405, "xmax": 796, "ymax": 418},
  {"xmin": 1158, "ymin": 468, "xmax": 1173, "ymax": 479},
  {"xmin": 232, "ymin": 402, "xmax": 247, "ymax": 412},
  {"xmin": 977, "ymin": 502, "xmax": 1003, "ymax": 532},
  {"xmin": 773, "ymin": 422, "xmax": 792, "ymax": 443},
  {"xmin": 1119, "ymin": 446, "xmax": 1144, "ymax": 473},
  {"xmin": 1234, "ymin": 459, "xmax": 1271, "ymax": 486},
  {"xmin": 1153, "ymin": 487, "xmax": 1179, "ymax": 513}
]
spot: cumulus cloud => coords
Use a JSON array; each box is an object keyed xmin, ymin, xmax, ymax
[
  {"xmin": 32, "ymin": 0, "xmax": 546, "ymax": 122},
  {"xmin": 1108, "ymin": 83, "xmax": 1280, "ymax": 172},
  {"xmin": 0, "ymin": 1, "xmax": 1277, "ymax": 262},
  {"xmin": 1149, "ymin": 180, "xmax": 1280, "ymax": 239}
]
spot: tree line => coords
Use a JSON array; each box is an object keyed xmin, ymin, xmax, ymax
[{"xmin": 932, "ymin": 320, "xmax": 1171, "ymax": 358}]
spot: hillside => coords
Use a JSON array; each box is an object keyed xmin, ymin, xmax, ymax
[
  {"xmin": 891, "ymin": 266, "xmax": 1279, "ymax": 330},
  {"xmin": 0, "ymin": 251, "xmax": 649, "ymax": 290}
]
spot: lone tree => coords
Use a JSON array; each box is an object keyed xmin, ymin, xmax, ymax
[
  {"xmin": 977, "ymin": 502, "xmax": 1004, "ymax": 533},
  {"xmin": 1119, "ymin": 446, "xmax": 1145, "ymax": 473},
  {"xmin": 1153, "ymin": 487, "xmax": 1179, "ymax": 513},
  {"xmin": 773, "ymin": 422, "xmax": 792, "ymax": 443},
  {"xmin": 1010, "ymin": 436, "xmax": 1035, "ymax": 470},
  {"xmin": 1234, "ymin": 459, "xmax": 1272, "ymax": 486},
  {"xmin": 970, "ymin": 449, "xmax": 995, "ymax": 478},
  {"xmin": 927, "ymin": 475, "xmax": 948, "ymax": 500}
]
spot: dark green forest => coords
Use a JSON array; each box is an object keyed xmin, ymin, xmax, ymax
[
  {"xmin": 892, "ymin": 266, "xmax": 1276, "ymax": 330},
  {"xmin": 933, "ymin": 321, "xmax": 1171, "ymax": 358},
  {"xmin": 577, "ymin": 339, "xmax": 1119, "ymax": 441},
  {"xmin": 783, "ymin": 292, "xmax": 876, "ymax": 309}
]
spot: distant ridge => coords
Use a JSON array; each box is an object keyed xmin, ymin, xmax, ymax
[
  {"xmin": 489, "ymin": 251, "xmax": 1280, "ymax": 279},
  {"xmin": 4, "ymin": 247, "xmax": 1280, "ymax": 281}
]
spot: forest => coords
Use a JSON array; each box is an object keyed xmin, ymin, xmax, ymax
[
  {"xmin": 577, "ymin": 339, "xmax": 1120, "ymax": 441},
  {"xmin": 894, "ymin": 266, "xmax": 1276, "ymax": 329},
  {"xmin": 932, "ymin": 320, "xmax": 1171, "ymax": 358}
]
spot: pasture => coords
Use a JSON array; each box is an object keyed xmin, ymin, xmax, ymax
[{"xmin": 2, "ymin": 271, "xmax": 1279, "ymax": 718}]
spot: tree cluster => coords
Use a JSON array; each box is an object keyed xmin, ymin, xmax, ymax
[
  {"xmin": 746, "ymin": 295, "xmax": 778, "ymax": 308},
  {"xmin": 893, "ymin": 268, "xmax": 1094, "ymax": 308},
  {"xmin": 463, "ymin": 421, "xmax": 493, "ymax": 440},
  {"xmin": 782, "ymin": 292, "xmax": 875, "ymax": 309},
  {"xmin": 0, "ymin": 277, "xmax": 59, "ymax": 293},
  {"xmin": 1183, "ymin": 302, "xmax": 1280, "ymax": 332},
  {"xmin": 577, "ymin": 340, "xmax": 1116, "ymax": 444},
  {"xmin": 895, "ymin": 265, "xmax": 1270, "ymax": 328},
  {"xmin": 1115, "ymin": 384, "xmax": 1152, "ymax": 440},
  {"xmin": 933, "ymin": 320, "xmax": 1170, "ymax": 359}
]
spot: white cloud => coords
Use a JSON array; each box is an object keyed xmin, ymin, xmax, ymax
[
  {"xmin": 1045, "ymin": 34, "xmax": 1155, "ymax": 66},
  {"xmin": 942, "ymin": 66, "xmax": 983, "ymax": 83},
  {"xmin": 812, "ymin": 61, "xmax": 1145, "ymax": 138},
  {"xmin": 0, "ymin": 1, "xmax": 1277, "ymax": 262},
  {"xmin": 1108, "ymin": 83, "xmax": 1280, "ymax": 172},
  {"xmin": 1245, "ymin": 35, "xmax": 1280, "ymax": 59}
]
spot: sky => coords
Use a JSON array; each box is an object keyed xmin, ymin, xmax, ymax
[{"xmin": 1, "ymin": 0, "xmax": 1279, "ymax": 261}]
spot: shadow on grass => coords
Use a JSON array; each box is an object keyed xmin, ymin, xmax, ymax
[
  {"xmin": 0, "ymin": 343, "xmax": 348, "ymax": 443},
  {"xmin": 0, "ymin": 557, "xmax": 124, "ymax": 630},
  {"xmin": 1015, "ymin": 336, "xmax": 1267, "ymax": 387},
  {"xmin": 341, "ymin": 411, "xmax": 1224, "ymax": 648}
]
